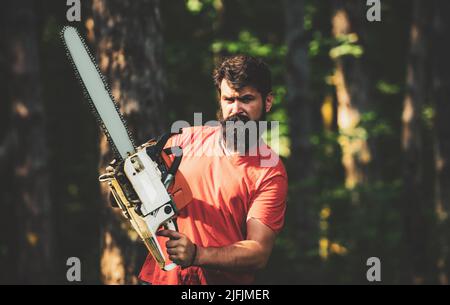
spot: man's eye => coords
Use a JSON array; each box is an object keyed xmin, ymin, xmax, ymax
[
  {"xmin": 241, "ymin": 97, "xmax": 253, "ymax": 103},
  {"xmin": 225, "ymin": 98, "xmax": 234, "ymax": 102}
]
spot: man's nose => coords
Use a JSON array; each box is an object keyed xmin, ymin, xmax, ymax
[{"xmin": 230, "ymin": 100, "xmax": 243, "ymax": 115}]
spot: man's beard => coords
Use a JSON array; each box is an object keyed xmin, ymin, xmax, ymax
[{"xmin": 219, "ymin": 108, "xmax": 267, "ymax": 155}]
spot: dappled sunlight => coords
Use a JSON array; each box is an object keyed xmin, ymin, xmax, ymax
[
  {"xmin": 330, "ymin": 6, "xmax": 373, "ymax": 190},
  {"xmin": 401, "ymin": 94, "xmax": 414, "ymax": 150},
  {"xmin": 111, "ymin": 49, "xmax": 126, "ymax": 71},
  {"xmin": 85, "ymin": 17, "xmax": 95, "ymax": 42},
  {"xmin": 330, "ymin": 242, "xmax": 348, "ymax": 256},
  {"xmin": 321, "ymin": 94, "xmax": 333, "ymax": 130},
  {"xmin": 319, "ymin": 206, "xmax": 329, "ymax": 260},
  {"xmin": 123, "ymin": 97, "xmax": 140, "ymax": 115},
  {"xmin": 99, "ymin": 53, "xmax": 110, "ymax": 72},
  {"xmin": 332, "ymin": 64, "xmax": 372, "ymax": 189},
  {"xmin": 26, "ymin": 232, "xmax": 39, "ymax": 247},
  {"xmin": 319, "ymin": 238, "xmax": 329, "ymax": 260},
  {"xmin": 111, "ymin": 80, "xmax": 122, "ymax": 102},
  {"xmin": 332, "ymin": 10, "xmax": 350, "ymax": 37},
  {"xmin": 262, "ymin": 124, "xmax": 291, "ymax": 158},
  {"xmin": 13, "ymin": 100, "xmax": 30, "ymax": 119},
  {"xmin": 318, "ymin": 203, "xmax": 349, "ymax": 260},
  {"xmin": 100, "ymin": 231, "xmax": 126, "ymax": 284}
]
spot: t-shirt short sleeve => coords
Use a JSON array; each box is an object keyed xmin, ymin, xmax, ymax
[
  {"xmin": 247, "ymin": 173, "xmax": 287, "ymax": 234},
  {"xmin": 163, "ymin": 127, "xmax": 191, "ymax": 150}
]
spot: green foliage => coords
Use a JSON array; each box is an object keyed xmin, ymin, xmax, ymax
[
  {"xmin": 309, "ymin": 32, "xmax": 334, "ymax": 58},
  {"xmin": 186, "ymin": 0, "xmax": 203, "ymax": 14},
  {"xmin": 330, "ymin": 34, "xmax": 364, "ymax": 59},
  {"xmin": 212, "ymin": 31, "xmax": 287, "ymax": 58},
  {"xmin": 422, "ymin": 105, "xmax": 435, "ymax": 129},
  {"xmin": 377, "ymin": 80, "xmax": 401, "ymax": 95},
  {"xmin": 360, "ymin": 111, "xmax": 394, "ymax": 138}
]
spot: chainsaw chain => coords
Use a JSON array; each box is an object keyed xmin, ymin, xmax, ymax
[{"xmin": 61, "ymin": 26, "xmax": 136, "ymax": 160}]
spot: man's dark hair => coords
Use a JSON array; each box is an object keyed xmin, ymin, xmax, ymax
[{"xmin": 213, "ymin": 55, "xmax": 272, "ymax": 100}]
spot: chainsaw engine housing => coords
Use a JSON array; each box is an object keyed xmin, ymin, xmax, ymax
[{"xmin": 99, "ymin": 138, "xmax": 191, "ymax": 271}]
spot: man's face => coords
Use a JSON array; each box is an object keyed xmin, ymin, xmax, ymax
[
  {"xmin": 218, "ymin": 79, "xmax": 273, "ymax": 153},
  {"xmin": 218, "ymin": 79, "xmax": 272, "ymax": 122}
]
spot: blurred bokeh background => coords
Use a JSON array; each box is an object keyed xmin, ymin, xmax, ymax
[{"xmin": 1, "ymin": 0, "xmax": 449, "ymax": 284}]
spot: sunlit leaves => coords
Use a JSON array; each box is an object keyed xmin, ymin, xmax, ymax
[
  {"xmin": 186, "ymin": 0, "xmax": 203, "ymax": 14},
  {"xmin": 422, "ymin": 105, "xmax": 435, "ymax": 129},
  {"xmin": 376, "ymin": 80, "xmax": 400, "ymax": 95},
  {"xmin": 329, "ymin": 33, "xmax": 364, "ymax": 59},
  {"xmin": 211, "ymin": 30, "xmax": 287, "ymax": 59}
]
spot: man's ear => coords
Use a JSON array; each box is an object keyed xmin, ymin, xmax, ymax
[{"xmin": 265, "ymin": 93, "xmax": 274, "ymax": 113}]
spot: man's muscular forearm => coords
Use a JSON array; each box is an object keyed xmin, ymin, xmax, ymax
[
  {"xmin": 195, "ymin": 240, "xmax": 269, "ymax": 271},
  {"xmin": 157, "ymin": 218, "xmax": 276, "ymax": 271}
]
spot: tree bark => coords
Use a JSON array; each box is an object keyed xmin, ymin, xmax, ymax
[
  {"xmin": 3, "ymin": 0, "xmax": 53, "ymax": 284},
  {"xmin": 431, "ymin": 0, "xmax": 450, "ymax": 285},
  {"xmin": 284, "ymin": 0, "xmax": 318, "ymax": 254},
  {"xmin": 91, "ymin": 0, "xmax": 167, "ymax": 284},
  {"xmin": 331, "ymin": 0, "xmax": 372, "ymax": 190},
  {"xmin": 401, "ymin": 0, "xmax": 432, "ymax": 284}
]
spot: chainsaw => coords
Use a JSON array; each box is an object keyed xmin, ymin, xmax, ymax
[{"xmin": 61, "ymin": 26, "xmax": 191, "ymax": 271}]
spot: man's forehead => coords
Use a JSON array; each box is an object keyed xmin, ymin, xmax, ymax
[{"xmin": 220, "ymin": 79, "xmax": 258, "ymax": 96}]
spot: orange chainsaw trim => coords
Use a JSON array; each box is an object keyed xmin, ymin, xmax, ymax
[{"xmin": 160, "ymin": 146, "xmax": 192, "ymax": 212}]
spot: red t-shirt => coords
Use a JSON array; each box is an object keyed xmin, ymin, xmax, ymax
[{"xmin": 139, "ymin": 125, "xmax": 288, "ymax": 284}]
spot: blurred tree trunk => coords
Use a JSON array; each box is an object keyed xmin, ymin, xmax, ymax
[
  {"xmin": 2, "ymin": 0, "xmax": 53, "ymax": 284},
  {"xmin": 331, "ymin": 0, "xmax": 372, "ymax": 191},
  {"xmin": 401, "ymin": 0, "xmax": 432, "ymax": 284},
  {"xmin": 284, "ymin": 0, "xmax": 318, "ymax": 254},
  {"xmin": 432, "ymin": 0, "xmax": 450, "ymax": 285},
  {"xmin": 91, "ymin": 0, "xmax": 167, "ymax": 284}
]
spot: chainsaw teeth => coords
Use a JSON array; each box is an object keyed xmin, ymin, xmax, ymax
[{"xmin": 60, "ymin": 26, "xmax": 136, "ymax": 160}]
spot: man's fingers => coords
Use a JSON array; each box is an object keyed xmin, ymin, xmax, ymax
[
  {"xmin": 169, "ymin": 254, "xmax": 178, "ymax": 262},
  {"xmin": 157, "ymin": 229, "xmax": 192, "ymax": 268},
  {"xmin": 167, "ymin": 247, "xmax": 181, "ymax": 255},
  {"xmin": 166, "ymin": 240, "xmax": 179, "ymax": 248},
  {"xmin": 157, "ymin": 229, "xmax": 181, "ymax": 240}
]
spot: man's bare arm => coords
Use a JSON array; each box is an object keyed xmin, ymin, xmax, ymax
[
  {"xmin": 157, "ymin": 218, "xmax": 277, "ymax": 271},
  {"xmin": 196, "ymin": 218, "xmax": 276, "ymax": 271}
]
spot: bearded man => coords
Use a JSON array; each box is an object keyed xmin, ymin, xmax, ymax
[{"xmin": 139, "ymin": 55, "xmax": 288, "ymax": 285}]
